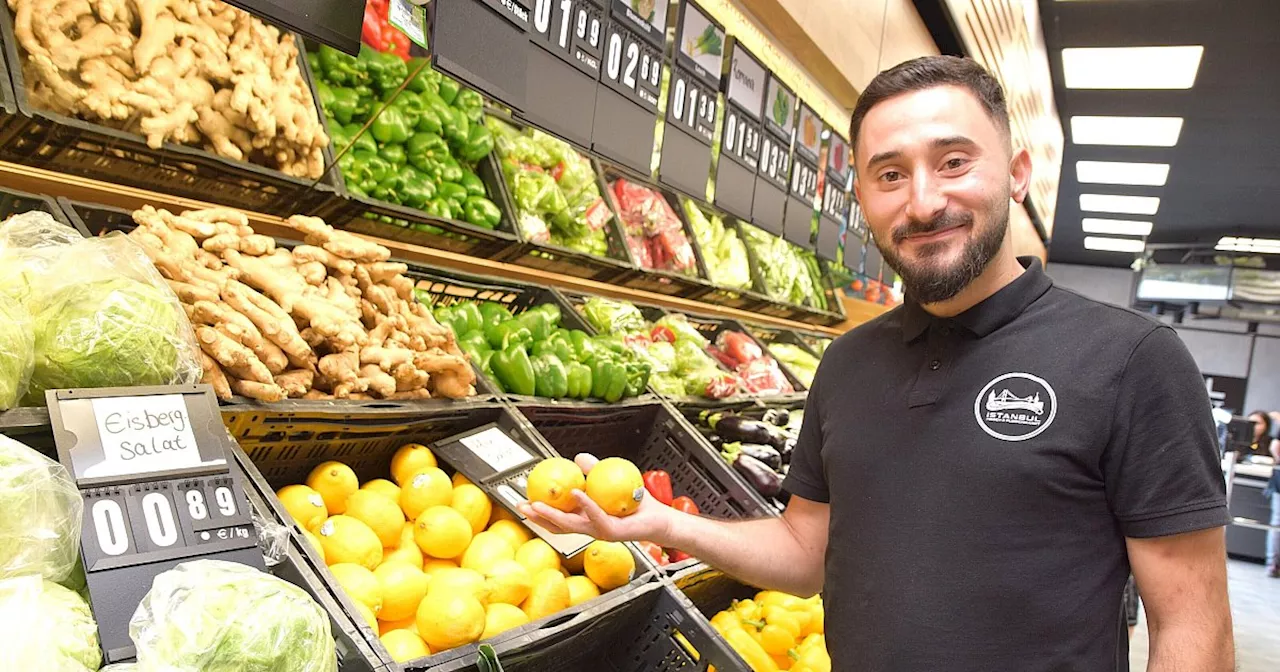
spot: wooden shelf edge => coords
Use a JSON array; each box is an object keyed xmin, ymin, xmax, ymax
[{"xmin": 0, "ymin": 160, "xmax": 883, "ymax": 335}]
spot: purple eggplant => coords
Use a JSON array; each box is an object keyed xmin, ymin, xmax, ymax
[
  {"xmin": 724, "ymin": 450, "xmax": 783, "ymax": 497},
  {"xmin": 703, "ymin": 412, "xmax": 789, "ymax": 450}
]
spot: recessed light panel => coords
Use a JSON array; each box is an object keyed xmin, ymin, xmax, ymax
[
  {"xmin": 1071, "ymin": 116, "xmax": 1184, "ymax": 146},
  {"xmin": 1076, "ymin": 161, "xmax": 1170, "ymax": 186},
  {"xmin": 1217, "ymin": 237, "xmax": 1280, "ymax": 253},
  {"xmin": 1079, "ymin": 194, "xmax": 1161, "ymax": 215},
  {"xmin": 1084, "ymin": 236, "xmax": 1145, "ymax": 253},
  {"xmin": 1082, "ymin": 218, "xmax": 1154, "ymax": 236},
  {"xmin": 1063, "ymin": 46, "xmax": 1204, "ymax": 89}
]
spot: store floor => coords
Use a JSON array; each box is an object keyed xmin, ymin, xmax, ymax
[{"xmin": 1129, "ymin": 559, "xmax": 1280, "ymax": 670}]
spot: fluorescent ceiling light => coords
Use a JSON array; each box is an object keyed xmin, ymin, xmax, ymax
[
  {"xmin": 1076, "ymin": 161, "xmax": 1170, "ymax": 186},
  {"xmin": 1085, "ymin": 236, "xmax": 1145, "ymax": 253},
  {"xmin": 1080, "ymin": 194, "xmax": 1160, "ymax": 215},
  {"xmin": 1063, "ymin": 46, "xmax": 1204, "ymax": 89},
  {"xmin": 1082, "ymin": 218, "xmax": 1153, "ymax": 236},
  {"xmin": 1217, "ymin": 237, "xmax": 1280, "ymax": 253},
  {"xmin": 1071, "ymin": 116, "xmax": 1184, "ymax": 146}
]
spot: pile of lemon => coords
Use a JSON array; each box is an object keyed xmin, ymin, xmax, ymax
[{"xmin": 275, "ymin": 444, "xmax": 637, "ymax": 663}]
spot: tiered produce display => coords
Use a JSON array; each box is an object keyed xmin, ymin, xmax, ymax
[{"xmin": 691, "ymin": 405, "xmax": 803, "ymax": 503}]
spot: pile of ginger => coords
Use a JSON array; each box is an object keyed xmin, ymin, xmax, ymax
[
  {"xmin": 9, "ymin": 0, "xmax": 329, "ymax": 178},
  {"xmin": 125, "ymin": 205, "xmax": 476, "ymax": 401}
]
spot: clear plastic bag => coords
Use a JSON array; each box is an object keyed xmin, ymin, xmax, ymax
[
  {"xmin": 130, "ymin": 559, "xmax": 337, "ymax": 672},
  {"xmin": 0, "ymin": 575, "xmax": 101, "ymax": 672},
  {"xmin": 0, "ymin": 292, "xmax": 33, "ymax": 410},
  {"xmin": 253, "ymin": 510, "xmax": 292, "ymax": 568},
  {"xmin": 0, "ymin": 435, "xmax": 84, "ymax": 583}
]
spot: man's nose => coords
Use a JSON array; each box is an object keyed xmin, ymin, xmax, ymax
[{"xmin": 905, "ymin": 171, "xmax": 947, "ymax": 224}]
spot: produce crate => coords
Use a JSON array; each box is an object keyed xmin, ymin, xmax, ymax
[
  {"xmin": 484, "ymin": 118, "xmax": 636, "ymax": 283},
  {"xmin": 0, "ymin": 407, "xmax": 55, "ymax": 457},
  {"xmin": 681, "ymin": 396, "xmax": 807, "ymax": 513},
  {"xmin": 0, "ymin": 10, "xmax": 342, "ymax": 216},
  {"xmin": 672, "ymin": 196, "xmax": 779, "ymax": 313},
  {"xmin": 0, "ymin": 184, "xmax": 73, "ymax": 227},
  {"xmin": 745, "ymin": 323, "xmax": 825, "ymax": 390},
  {"xmin": 408, "ymin": 267, "xmax": 652, "ymax": 404},
  {"xmin": 314, "ymin": 151, "xmax": 521, "ymax": 260},
  {"xmin": 0, "ymin": 28, "xmax": 20, "ymax": 148},
  {"xmin": 427, "ymin": 581, "xmax": 749, "ymax": 672},
  {"xmin": 740, "ymin": 221, "xmax": 848, "ymax": 327},
  {"xmin": 597, "ymin": 162, "xmax": 717, "ymax": 300},
  {"xmin": 227, "ymin": 401, "xmax": 654, "ymax": 672},
  {"xmin": 516, "ymin": 400, "xmax": 776, "ymax": 573},
  {"xmin": 675, "ymin": 313, "xmax": 806, "ymax": 396},
  {"xmin": 670, "ymin": 564, "xmax": 767, "ymax": 671}
]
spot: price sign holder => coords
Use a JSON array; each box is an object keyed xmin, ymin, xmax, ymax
[
  {"xmin": 432, "ymin": 423, "xmax": 594, "ymax": 557},
  {"xmin": 430, "ymin": 0, "xmax": 531, "ymax": 112},
  {"xmin": 224, "ymin": 0, "xmax": 364, "ymax": 54},
  {"xmin": 658, "ymin": 0, "xmax": 723, "ymax": 198},
  {"xmin": 47, "ymin": 384, "xmax": 260, "ymax": 663},
  {"xmin": 591, "ymin": 1, "xmax": 666, "ymax": 176},
  {"xmin": 843, "ymin": 228, "xmax": 867, "ymax": 276},
  {"xmin": 751, "ymin": 72, "xmax": 794, "ymax": 234},
  {"xmin": 781, "ymin": 101, "xmax": 821, "ymax": 250},
  {"xmin": 863, "ymin": 242, "xmax": 884, "ymax": 282},
  {"xmin": 713, "ymin": 39, "xmax": 765, "ymax": 220},
  {"xmin": 521, "ymin": 0, "xmax": 607, "ymax": 148},
  {"xmin": 817, "ymin": 132, "xmax": 851, "ymax": 262}
]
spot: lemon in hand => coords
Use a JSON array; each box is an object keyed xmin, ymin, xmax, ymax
[
  {"xmin": 526, "ymin": 458, "xmax": 585, "ymax": 512},
  {"xmin": 584, "ymin": 457, "xmax": 644, "ymax": 517}
]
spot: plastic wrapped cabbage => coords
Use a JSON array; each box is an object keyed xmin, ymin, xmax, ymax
[
  {"xmin": 0, "ymin": 575, "xmax": 101, "ymax": 672},
  {"xmin": 0, "ymin": 435, "xmax": 83, "ymax": 583},
  {"xmin": 0, "ymin": 211, "xmax": 83, "ymax": 311},
  {"xmin": 130, "ymin": 560, "xmax": 337, "ymax": 672},
  {"xmin": 0, "ymin": 293, "xmax": 33, "ymax": 410}
]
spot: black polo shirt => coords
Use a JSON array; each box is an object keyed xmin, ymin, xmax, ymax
[{"xmin": 784, "ymin": 257, "xmax": 1228, "ymax": 672}]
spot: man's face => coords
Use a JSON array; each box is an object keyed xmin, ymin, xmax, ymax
[{"xmin": 854, "ymin": 85, "xmax": 1024, "ymax": 304}]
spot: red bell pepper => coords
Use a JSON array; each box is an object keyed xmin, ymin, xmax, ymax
[
  {"xmin": 669, "ymin": 550, "xmax": 693, "ymax": 563},
  {"xmin": 638, "ymin": 541, "xmax": 669, "ymax": 566},
  {"xmin": 362, "ymin": 0, "xmax": 411, "ymax": 61},
  {"xmin": 642, "ymin": 470, "xmax": 674, "ymax": 506},
  {"xmin": 671, "ymin": 496, "xmax": 699, "ymax": 515},
  {"xmin": 719, "ymin": 331, "xmax": 764, "ymax": 366}
]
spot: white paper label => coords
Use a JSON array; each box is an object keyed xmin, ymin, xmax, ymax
[
  {"xmin": 460, "ymin": 427, "xmax": 533, "ymax": 473},
  {"xmin": 389, "ymin": 0, "xmax": 428, "ymax": 48},
  {"xmin": 85, "ymin": 395, "xmax": 220, "ymax": 479}
]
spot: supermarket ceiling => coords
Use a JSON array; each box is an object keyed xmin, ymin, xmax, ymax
[{"xmin": 1040, "ymin": 0, "xmax": 1280, "ymax": 267}]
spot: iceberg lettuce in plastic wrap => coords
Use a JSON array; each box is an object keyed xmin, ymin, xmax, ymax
[
  {"xmin": 0, "ymin": 293, "xmax": 33, "ymax": 410},
  {"xmin": 130, "ymin": 560, "xmax": 337, "ymax": 672},
  {"xmin": 0, "ymin": 575, "xmax": 101, "ymax": 672},
  {"xmin": 0, "ymin": 435, "xmax": 83, "ymax": 583}
]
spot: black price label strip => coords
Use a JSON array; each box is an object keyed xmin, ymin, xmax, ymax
[
  {"xmin": 668, "ymin": 68, "xmax": 717, "ymax": 143},
  {"xmin": 601, "ymin": 22, "xmax": 662, "ymax": 110},
  {"xmin": 531, "ymin": 0, "xmax": 605, "ymax": 75},
  {"xmin": 758, "ymin": 132, "xmax": 791, "ymax": 189},
  {"xmin": 790, "ymin": 159, "xmax": 819, "ymax": 202},
  {"xmin": 723, "ymin": 106, "xmax": 761, "ymax": 169},
  {"xmin": 822, "ymin": 181, "xmax": 851, "ymax": 221}
]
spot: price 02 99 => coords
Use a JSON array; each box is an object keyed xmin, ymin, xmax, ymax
[
  {"xmin": 724, "ymin": 111, "xmax": 760, "ymax": 165},
  {"xmin": 791, "ymin": 161, "xmax": 818, "ymax": 200},
  {"xmin": 670, "ymin": 73, "xmax": 716, "ymax": 139}
]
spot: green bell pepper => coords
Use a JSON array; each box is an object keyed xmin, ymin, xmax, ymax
[
  {"xmin": 459, "ymin": 169, "xmax": 486, "ymax": 198},
  {"xmin": 416, "ymin": 105, "xmax": 443, "ymax": 135},
  {"xmin": 424, "ymin": 197, "xmax": 453, "ymax": 219},
  {"xmin": 453, "ymin": 89, "xmax": 484, "ymax": 123},
  {"xmin": 438, "ymin": 77, "xmax": 461, "ymax": 105},
  {"xmin": 329, "ymin": 87, "xmax": 360, "ymax": 125},
  {"xmin": 406, "ymin": 58, "xmax": 441, "ymax": 95},
  {"xmin": 345, "ymin": 150, "xmax": 392, "ymax": 195},
  {"xmin": 532, "ymin": 333, "xmax": 575, "ymax": 365},
  {"xmin": 397, "ymin": 166, "xmax": 435, "ymax": 209},
  {"xmin": 459, "ymin": 329, "xmax": 489, "ymax": 352},
  {"xmin": 353, "ymin": 84, "xmax": 376, "ymax": 121},
  {"xmin": 590, "ymin": 358, "xmax": 627, "ymax": 403},
  {"xmin": 433, "ymin": 305, "xmax": 458, "ymax": 334},
  {"xmin": 533, "ymin": 303, "xmax": 562, "ymax": 328},
  {"xmin": 315, "ymin": 81, "xmax": 336, "ymax": 117},
  {"xmin": 491, "ymin": 345, "xmax": 535, "ymax": 396},
  {"xmin": 479, "ymin": 302, "xmax": 513, "ymax": 330},
  {"xmin": 485, "ymin": 321, "xmax": 532, "ymax": 350},
  {"xmin": 516, "ymin": 310, "xmax": 552, "ymax": 342},
  {"xmin": 623, "ymin": 360, "xmax": 651, "ymax": 397},
  {"xmin": 439, "ymin": 157, "xmax": 464, "ymax": 183},
  {"xmin": 371, "ymin": 106, "xmax": 412, "ymax": 145},
  {"xmin": 437, "ymin": 182, "xmax": 469, "ymax": 205},
  {"xmin": 389, "ymin": 91, "xmax": 428, "ymax": 130},
  {"xmin": 328, "ymin": 122, "xmax": 353, "ymax": 154},
  {"xmin": 569, "ymin": 331, "xmax": 598, "ymax": 362},
  {"xmin": 349, "ymin": 125, "xmax": 377, "ymax": 155},
  {"xmin": 454, "ymin": 302, "xmax": 484, "ymax": 337},
  {"xmin": 359, "ymin": 45, "xmax": 409, "ymax": 93},
  {"xmin": 462, "ymin": 196, "xmax": 501, "ymax": 229},
  {"xmin": 532, "ymin": 354, "xmax": 569, "ymax": 398},
  {"xmin": 459, "ymin": 340, "xmax": 490, "ymax": 370},
  {"xmin": 316, "ymin": 46, "xmax": 367, "ymax": 87},
  {"xmin": 459, "ymin": 124, "xmax": 494, "ymax": 162},
  {"xmin": 443, "ymin": 107, "xmax": 470, "ymax": 148},
  {"xmin": 381, "ymin": 143, "xmax": 407, "ymax": 166},
  {"xmin": 407, "ymin": 133, "xmax": 451, "ymax": 174},
  {"xmin": 566, "ymin": 362, "xmax": 593, "ymax": 399}
]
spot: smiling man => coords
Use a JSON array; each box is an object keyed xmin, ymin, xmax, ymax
[{"xmin": 523, "ymin": 56, "xmax": 1233, "ymax": 671}]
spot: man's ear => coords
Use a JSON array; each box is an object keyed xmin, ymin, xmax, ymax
[{"xmin": 1010, "ymin": 148, "xmax": 1032, "ymax": 204}]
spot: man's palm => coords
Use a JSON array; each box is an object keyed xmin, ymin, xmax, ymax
[{"xmin": 519, "ymin": 453, "xmax": 673, "ymax": 544}]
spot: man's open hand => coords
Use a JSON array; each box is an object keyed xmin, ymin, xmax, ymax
[{"xmin": 519, "ymin": 453, "xmax": 676, "ymax": 544}]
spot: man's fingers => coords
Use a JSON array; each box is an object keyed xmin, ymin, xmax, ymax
[
  {"xmin": 574, "ymin": 453, "xmax": 599, "ymax": 474},
  {"xmin": 525, "ymin": 501, "xmax": 590, "ymax": 535},
  {"xmin": 572, "ymin": 490, "xmax": 615, "ymax": 532}
]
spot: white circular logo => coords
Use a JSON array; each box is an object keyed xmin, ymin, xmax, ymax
[{"xmin": 974, "ymin": 372, "xmax": 1057, "ymax": 442}]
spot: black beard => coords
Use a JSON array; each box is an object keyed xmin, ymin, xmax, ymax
[{"xmin": 876, "ymin": 200, "xmax": 1008, "ymax": 304}]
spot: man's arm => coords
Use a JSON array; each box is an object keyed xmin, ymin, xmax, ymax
[
  {"xmin": 1128, "ymin": 527, "xmax": 1234, "ymax": 672},
  {"xmin": 521, "ymin": 454, "xmax": 829, "ymax": 596}
]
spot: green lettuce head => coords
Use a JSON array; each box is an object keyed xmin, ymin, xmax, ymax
[
  {"xmin": 0, "ymin": 292, "xmax": 33, "ymax": 410},
  {"xmin": 0, "ymin": 435, "xmax": 83, "ymax": 583},
  {"xmin": 28, "ymin": 277, "xmax": 184, "ymax": 403},
  {"xmin": 131, "ymin": 560, "xmax": 337, "ymax": 672},
  {"xmin": 0, "ymin": 575, "xmax": 101, "ymax": 672}
]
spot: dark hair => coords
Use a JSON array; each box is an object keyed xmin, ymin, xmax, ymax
[
  {"xmin": 849, "ymin": 55, "xmax": 1010, "ymax": 155},
  {"xmin": 1249, "ymin": 410, "xmax": 1272, "ymax": 437}
]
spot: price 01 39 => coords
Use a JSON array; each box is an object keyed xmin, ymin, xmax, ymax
[
  {"xmin": 724, "ymin": 111, "xmax": 759, "ymax": 162},
  {"xmin": 670, "ymin": 74, "xmax": 715, "ymax": 135}
]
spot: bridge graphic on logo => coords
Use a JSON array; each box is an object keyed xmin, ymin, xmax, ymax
[{"xmin": 986, "ymin": 389, "xmax": 1044, "ymax": 415}]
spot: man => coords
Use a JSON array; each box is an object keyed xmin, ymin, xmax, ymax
[{"xmin": 522, "ymin": 56, "xmax": 1233, "ymax": 671}]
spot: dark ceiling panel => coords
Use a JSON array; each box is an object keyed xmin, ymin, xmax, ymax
[{"xmin": 1041, "ymin": 0, "xmax": 1280, "ymax": 267}]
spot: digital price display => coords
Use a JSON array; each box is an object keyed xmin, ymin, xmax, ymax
[
  {"xmin": 591, "ymin": 1, "xmax": 664, "ymax": 174},
  {"xmin": 431, "ymin": 0, "xmax": 532, "ymax": 112},
  {"xmin": 523, "ymin": 0, "xmax": 608, "ymax": 147},
  {"xmin": 48, "ymin": 385, "xmax": 261, "ymax": 663},
  {"xmin": 751, "ymin": 72, "xmax": 795, "ymax": 234},
  {"xmin": 714, "ymin": 40, "xmax": 764, "ymax": 220},
  {"xmin": 659, "ymin": 0, "xmax": 723, "ymax": 198}
]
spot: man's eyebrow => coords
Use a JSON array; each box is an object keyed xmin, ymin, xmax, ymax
[
  {"xmin": 932, "ymin": 135, "xmax": 978, "ymax": 150},
  {"xmin": 866, "ymin": 150, "xmax": 902, "ymax": 168}
]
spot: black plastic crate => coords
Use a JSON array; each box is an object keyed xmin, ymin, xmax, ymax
[
  {"xmin": 0, "ymin": 28, "xmax": 20, "ymax": 148},
  {"xmin": 0, "ymin": 184, "xmax": 73, "ymax": 227},
  {"xmin": 672, "ymin": 196, "xmax": 779, "ymax": 313},
  {"xmin": 671, "ymin": 565, "xmax": 765, "ymax": 642},
  {"xmin": 0, "ymin": 8, "xmax": 340, "ymax": 216},
  {"xmin": 680, "ymin": 396, "xmax": 807, "ymax": 513},
  {"xmin": 597, "ymin": 162, "xmax": 718, "ymax": 300},
  {"xmin": 739, "ymin": 221, "xmax": 848, "ymax": 327},
  {"xmin": 228, "ymin": 401, "xmax": 655, "ymax": 671},
  {"xmin": 428, "ymin": 581, "xmax": 749, "ymax": 672}
]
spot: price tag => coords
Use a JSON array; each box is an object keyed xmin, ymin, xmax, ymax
[
  {"xmin": 461, "ymin": 427, "xmax": 535, "ymax": 473},
  {"xmin": 667, "ymin": 68, "xmax": 717, "ymax": 143},
  {"xmin": 816, "ymin": 216, "xmax": 842, "ymax": 262},
  {"xmin": 531, "ymin": 0, "xmax": 605, "ymax": 76},
  {"xmin": 722, "ymin": 106, "xmax": 761, "ymax": 169},
  {"xmin": 725, "ymin": 42, "xmax": 765, "ymax": 120},
  {"xmin": 714, "ymin": 45, "xmax": 763, "ymax": 219},
  {"xmin": 474, "ymin": 0, "xmax": 535, "ymax": 28},
  {"xmin": 600, "ymin": 22, "xmax": 662, "ymax": 110},
  {"xmin": 674, "ymin": 1, "xmax": 725, "ymax": 87},
  {"xmin": 762, "ymin": 73, "xmax": 796, "ymax": 141},
  {"xmin": 789, "ymin": 157, "xmax": 819, "ymax": 203},
  {"xmin": 82, "ymin": 395, "xmax": 218, "ymax": 479},
  {"xmin": 822, "ymin": 176, "xmax": 851, "ymax": 223},
  {"xmin": 757, "ymin": 133, "xmax": 791, "ymax": 190},
  {"xmin": 388, "ymin": 0, "xmax": 429, "ymax": 49},
  {"xmin": 827, "ymin": 133, "xmax": 851, "ymax": 185}
]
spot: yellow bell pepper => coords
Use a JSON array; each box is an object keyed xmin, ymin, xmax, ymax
[
  {"xmin": 763, "ymin": 606, "xmax": 802, "ymax": 639},
  {"xmin": 790, "ymin": 646, "xmax": 831, "ymax": 672},
  {"xmin": 734, "ymin": 598, "xmax": 763, "ymax": 622},
  {"xmin": 712, "ymin": 610, "xmax": 746, "ymax": 635},
  {"xmin": 797, "ymin": 633, "xmax": 825, "ymax": 655},
  {"xmin": 805, "ymin": 604, "xmax": 824, "ymax": 635},
  {"xmin": 759, "ymin": 623, "xmax": 798, "ymax": 656},
  {"xmin": 725, "ymin": 628, "xmax": 780, "ymax": 672},
  {"xmin": 772, "ymin": 653, "xmax": 794, "ymax": 670},
  {"xmin": 757, "ymin": 591, "xmax": 805, "ymax": 611}
]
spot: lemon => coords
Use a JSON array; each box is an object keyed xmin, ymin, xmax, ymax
[
  {"xmin": 526, "ymin": 458, "xmax": 585, "ymax": 512},
  {"xmin": 301, "ymin": 528, "xmax": 326, "ymax": 563},
  {"xmin": 514, "ymin": 538, "xmax": 561, "ymax": 575},
  {"xmin": 391, "ymin": 444, "xmax": 438, "ymax": 486},
  {"xmin": 417, "ymin": 591, "xmax": 485, "ymax": 652},
  {"xmin": 423, "ymin": 558, "xmax": 459, "ymax": 578},
  {"xmin": 353, "ymin": 600, "xmax": 378, "ymax": 631},
  {"xmin": 487, "ymin": 519, "xmax": 532, "ymax": 551},
  {"xmin": 414, "ymin": 506, "xmax": 473, "ymax": 559},
  {"xmin": 427, "ymin": 567, "xmax": 489, "ymax": 603},
  {"xmin": 583, "ymin": 541, "xmax": 634, "ymax": 590},
  {"xmin": 375, "ymin": 562, "xmax": 429, "ymax": 621},
  {"xmin": 378, "ymin": 615, "xmax": 418, "ymax": 636},
  {"xmin": 483, "ymin": 559, "xmax": 532, "ymax": 606},
  {"xmin": 452, "ymin": 472, "xmax": 474, "ymax": 488},
  {"xmin": 345, "ymin": 490, "xmax": 406, "ymax": 548},
  {"xmin": 362, "ymin": 478, "xmax": 401, "ymax": 502},
  {"xmin": 306, "ymin": 461, "xmax": 359, "ymax": 514},
  {"xmin": 490, "ymin": 501, "xmax": 519, "ymax": 524},
  {"xmin": 317, "ymin": 516, "xmax": 383, "ymax": 570},
  {"xmin": 523, "ymin": 568, "xmax": 569, "ymax": 621},
  {"xmin": 565, "ymin": 575, "xmax": 601, "ymax": 607},
  {"xmin": 277, "ymin": 484, "xmax": 329, "ymax": 529},
  {"xmin": 461, "ymin": 531, "xmax": 516, "ymax": 573},
  {"xmin": 584, "ymin": 457, "xmax": 644, "ymax": 517},
  {"xmin": 400, "ymin": 468, "xmax": 453, "ymax": 520},
  {"xmin": 380, "ymin": 629, "xmax": 431, "ymax": 662},
  {"xmin": 330, "ymin": 563, "xmax": 383, "ymax": 616},
  {"xmin": 482, "ymin": 603, "xmax": 529, "ymax": 640},
  {"xmin": 451, "ymin": 484, "xmax": 493, "ymax": 535},
  {"xmin": 383, "ymin": 542, "xmax": 424, "ymax": 570}
]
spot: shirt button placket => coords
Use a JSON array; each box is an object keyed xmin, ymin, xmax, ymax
[{"xmin": 908, "ymin": 325, "xmax": 951, "ymax": 407}]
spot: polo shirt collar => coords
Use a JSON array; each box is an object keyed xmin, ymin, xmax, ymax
[{"xmin": 901, "ymin": 257, "xmax": 1053, "ymax": 343}]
